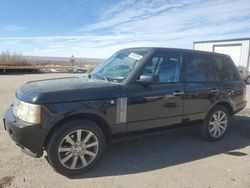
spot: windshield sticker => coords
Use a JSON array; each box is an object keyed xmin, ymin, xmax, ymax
[{"xmin": 128, "ymin": 53, "xmax": 143, "ymax": 61}]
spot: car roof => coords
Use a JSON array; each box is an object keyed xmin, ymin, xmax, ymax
[{"xmin": 120, "ymin": 47, "xmax": 230, "ymax": 58}]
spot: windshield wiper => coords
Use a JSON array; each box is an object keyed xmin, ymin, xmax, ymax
[{"xmin": 90, "ymin": 74, "xmax": 110, "ymax": 83}]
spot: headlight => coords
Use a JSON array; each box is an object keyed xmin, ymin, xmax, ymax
[{"xmin": 13, "ymin": 98, "xmax": 41, "ymax": 124}]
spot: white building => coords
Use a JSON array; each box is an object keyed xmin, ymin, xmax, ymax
[{"xmin": 193, "ymin": 38, "xmax": 250, "ymax": 70}]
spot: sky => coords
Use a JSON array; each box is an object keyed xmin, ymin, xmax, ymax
[{"xmin": 0, "ymin": 0, "xmax": 250, "ymax": 58}]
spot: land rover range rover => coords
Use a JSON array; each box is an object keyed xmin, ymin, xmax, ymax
[{"xmin": 3, "ymin": 48, "xmax": 247, "ymax": 176}]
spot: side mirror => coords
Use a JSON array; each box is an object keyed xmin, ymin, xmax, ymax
[{"xmin": 137, "ymin": 75, "xmax": 159, "ymax": 85}]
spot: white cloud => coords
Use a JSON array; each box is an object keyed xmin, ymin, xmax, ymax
[{"xmin": 0, "ymin": 0, "xmax": 250, "ymax": 58}]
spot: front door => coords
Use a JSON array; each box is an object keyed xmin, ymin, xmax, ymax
[{"xmin": 126, "ymin": 50, "xmax": 184, "ymax": 132}]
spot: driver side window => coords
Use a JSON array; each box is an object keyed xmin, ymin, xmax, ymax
[{"xmin": 142, "ymin": 52, "xmax": 182, "ymax": 83}]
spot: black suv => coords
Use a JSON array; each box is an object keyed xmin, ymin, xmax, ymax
[{"xmin": 3, "ymin": 48, "xmax": 247, "ymax": 176}]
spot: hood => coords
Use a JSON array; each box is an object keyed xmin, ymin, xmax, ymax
[{"xmin": 16, "ymin": 76, "xmax": 125, "ymax": 104}]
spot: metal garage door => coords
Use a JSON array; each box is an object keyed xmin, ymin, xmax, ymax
[{"xmin": 213, "ymin": 45, "xmax": 242, "ymax": 66}]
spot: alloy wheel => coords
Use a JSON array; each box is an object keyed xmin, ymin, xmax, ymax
[
  {"xmin": 208, "ymin": 111, "xmax": 228, "ymax": 138},
  {"xmin": 58, "ymin": 129, "xmax": 99, "ymax": 170}
]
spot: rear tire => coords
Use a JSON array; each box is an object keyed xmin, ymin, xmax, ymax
[
  {"xmin": 46, "ymin": 119, "xmax": 105, "ymax": 176},
  {"xmin": 201, "ymin": 105, "xmax": 230, "ymax": 141}
]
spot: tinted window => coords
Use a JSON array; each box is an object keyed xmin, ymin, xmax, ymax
[
  {"xmin": 222, "ymin": 57, "xmax": 237, "ymax": 80},
  {"xmin": 142, "ymin": 51, "xmax": 181, "ymax": 83},
  {"xmin": 184, "ymin": 53, "xmax": 208, "ymax": 82},
  {"xmin": 213, "ymin": 56, "xmax": 228, "ymax": 81},
  {"xmin": 212, "ymin": 56, "xmax": 237, "ymax": 81},
  {"xmin": 207, "ymin": 57, "xmax": 216, "ymax": 81}
]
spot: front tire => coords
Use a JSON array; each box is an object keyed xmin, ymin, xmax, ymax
[
  {"xmin": 201, "ymin": 105, "xmax": 230, "ymax": 141},
  {"xmin": 46, "ymin": 119, "xmax": 105, "ymax": 176}
]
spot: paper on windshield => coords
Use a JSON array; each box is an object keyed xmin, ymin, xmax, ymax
[{"xmin": 128, "ymin": 52, "xmax": 143, "ymax": 61}]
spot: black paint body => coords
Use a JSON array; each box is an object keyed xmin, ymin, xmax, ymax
[{"xmin": 3, "ymin": 48, "xmax": 247, "ymax": 157}]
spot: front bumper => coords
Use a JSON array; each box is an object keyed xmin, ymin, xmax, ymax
[{"xmin": 3, "ymin": 107, "xmax": 47, "ymax": 157}]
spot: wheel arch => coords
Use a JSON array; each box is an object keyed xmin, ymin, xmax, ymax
[
  {"xmin": 44, "ymin": 113, "xmax": 112, "ymax": 149},
  {"xmin": 209, "ymin": 101, "xmax": 233, "ymax": 116}
]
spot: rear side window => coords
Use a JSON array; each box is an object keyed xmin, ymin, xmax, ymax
[
  {"xmin": 223, "ymin": 57, "xmax": 237, "ymax": 80},
  {"xmin": 207, "ymin": 58, "xmax": 216, "ymax": 81},
  {"xmin": 213, "ymin": 56, "xmax": 237, "ymax": 81},
  {"xmin": 184, "ymin": 53, "xmax": 208, "ymax": 82}
]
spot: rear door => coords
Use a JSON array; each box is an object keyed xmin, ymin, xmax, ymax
[{"xmin": 183, "ymin": 52, "xmax": 218, "ymax": 121}]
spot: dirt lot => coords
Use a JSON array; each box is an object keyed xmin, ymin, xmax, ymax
[{"xmin": 0, "ymin": 73, "xmax": 250, "ymax": 188}]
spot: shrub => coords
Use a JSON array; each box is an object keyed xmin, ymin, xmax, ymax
[{"xmin": 0, "ymin": 51, "xmax": 30, "ymax": 66}]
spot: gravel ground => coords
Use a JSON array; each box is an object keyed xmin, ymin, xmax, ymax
[{"xmin": 0, "ymin": 73, "xmax": 250, "ymax": 188}]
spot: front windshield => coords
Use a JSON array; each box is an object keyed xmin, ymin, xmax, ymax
[{"xmin": 91, "ymin": 49, "xmax": 149, "ymax": 83}]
